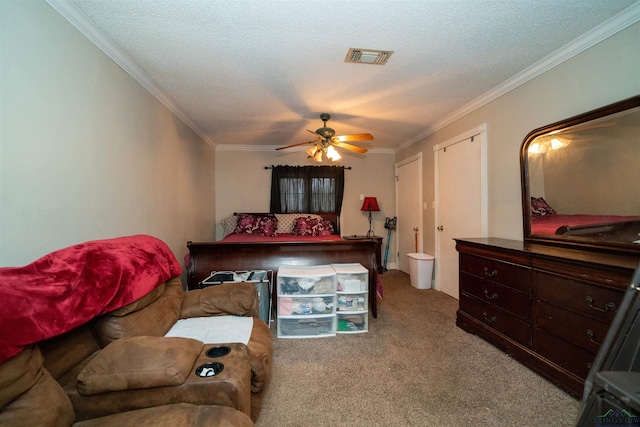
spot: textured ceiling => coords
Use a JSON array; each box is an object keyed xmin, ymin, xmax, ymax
[{"xmin": 63, "ymin": 0, "xmax": 638, "ymax": 152}]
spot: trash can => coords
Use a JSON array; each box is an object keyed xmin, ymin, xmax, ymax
[{"xmin": 407, "ymin": 253, "xmax": 435, "ymax": 289}]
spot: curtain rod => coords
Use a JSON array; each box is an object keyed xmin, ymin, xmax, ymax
[{"xmin": 264, "ymin": 166, "xmax": 351, "ymax": 170}]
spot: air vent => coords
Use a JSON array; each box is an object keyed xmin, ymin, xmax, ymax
[{"xmin": 345, "ymin": 48, "xmax": 393, "ymax": 65}]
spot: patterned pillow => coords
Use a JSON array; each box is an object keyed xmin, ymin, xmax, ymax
[
  {"xmin": 221, "ymin": 215, "xmax": 238, "ymax": 237},
  {"xmin": 275, "ymin": 213, "xmax": 323, "ymax": 233},
  {"xmin": 531, "ymin": 197, "xmax": 556, "ymax": 218},
  {"xmin": 315, "ymin": 220, "xmax": 334, "ymax": 236},
  {"xmin": 256, "ymin": 216, "xmax": 278, "ymax": 237},
  {"xmin": 292, "ymin": 217, "xmax": 334, "ymax": 236},
  {"xmin": 234, "ymin": 214, "xmax": 278, "ymax": 236},
  {"xmin": 234, "ymin": 214, "xmax": 259, "ymax": 234}
]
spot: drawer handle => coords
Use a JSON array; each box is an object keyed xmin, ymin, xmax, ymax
[
  {"xmin": 482, "ymin": 311, "xmax": 496, "ymax": 323},
  {"xmin": 483, "ymin": 267, "xmax": 498, "ymax": 277},
  {"xmin": 585, "ymin": 296, "xmax": 616, "ymax": 313},
  {"xmin": 586, "ymin": 329, "xmax": 601, "ymax": 346},
  {"xmin": 483, "ymin": 289, "xmax": 498, "ymax": 300}
]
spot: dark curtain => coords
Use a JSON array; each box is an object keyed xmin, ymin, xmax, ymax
[{"xmin": 270, "ymin": 165, "xmax": 345, "ymax": 214}]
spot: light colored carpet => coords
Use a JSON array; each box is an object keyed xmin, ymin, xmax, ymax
[{"xmin": 257, "ymin": 270, "xmax": 579, "ymax": 426}]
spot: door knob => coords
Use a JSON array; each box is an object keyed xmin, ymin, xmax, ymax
[{"xmin": 437, "ymin": 226, "xmax": 444, "ymax": 231}]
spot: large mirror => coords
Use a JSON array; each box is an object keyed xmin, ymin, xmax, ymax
[{"xmin": 520, "ymin": 95, "xmax": 640, "ymax": 254}]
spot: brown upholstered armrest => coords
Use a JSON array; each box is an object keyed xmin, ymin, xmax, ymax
[
  {"xmin": 180, "ymin": 282, "xmax": 259, "ymax": 319},
  {"xmin": 72, "ymin": 403, "xmax": 254, "ymax": 427},
  {"xmin": 77, "ymin": 336, "xmax": 203, "ymax": 395},
  {"xmin": 0, "ymin": 346, "xmax": 75, "ymax": 426}
]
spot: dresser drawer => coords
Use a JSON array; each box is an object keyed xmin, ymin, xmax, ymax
[
  {"xmin": 460, "ymin": 254, "xmax": 531, "ymax": 294},
  {"xmin": 461, "ymin": 272, "xmax": 531, "ymax": 321},
  {"xmin": 459, "ymin": 293, "xmax": 531, "ymax": 346},
  {"xmin": 533, "ymin": 328, "xmax": 595, "ymax": 380},
  {"xmin": 534, "ymin": 271, "xmax": 623, "ymax": 324},
  {"xmin": 535, "ymin": 301, "xmax": 610, "ymax": 354}
]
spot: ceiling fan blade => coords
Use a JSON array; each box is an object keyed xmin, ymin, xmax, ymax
[
  {"xmin": 275, "ymin": 140, "xmax": 315, "ymax": 150},
  {"xmin": 331, "ymin": 141, "xmax": 368, "ymax": 154},
  {"xmin": 332, "ymin": 133, "xmax": 374, "ymax": 142}
]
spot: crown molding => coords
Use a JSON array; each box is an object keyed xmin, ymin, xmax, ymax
[
  {"xmin": 216, "ymin": 144, "xmax": 395, "ymax": 154},
  {"xmin": 45, "ymin": 0, "xmax": 638, "ymax": 155},
  {"xmin": 44, "ymin": 0, "xmax": 216, "ymax": 148},
  {"xmin": 398, "ymin": 2, "xmax": 640, "ymax": 152}
]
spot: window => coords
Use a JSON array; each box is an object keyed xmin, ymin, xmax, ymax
[{"xmin": 270, "ymin": 166, "xmax": 345, "ymax": 213}]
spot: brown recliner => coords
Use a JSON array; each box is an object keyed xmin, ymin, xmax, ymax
[
  {"xmin": 40, "ymin": 279, "xmax": 271, "ymax": 423},
  {"xmin": 0, "ymin": 344, "xmax": 254, "ymax": 427}
]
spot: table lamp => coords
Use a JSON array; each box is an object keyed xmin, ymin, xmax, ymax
[{"xmin": 361, "ymin": 197, "xmax": 380, "ymax": 237}]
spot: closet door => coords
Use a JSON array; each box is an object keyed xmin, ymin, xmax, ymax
[
  {"xmin": 435, "ymin": 125, "xmax": 486, "ymax": 299},
  {"xmin": 396, "ymin": 153, "xmax": 422, "ymax": 273}
]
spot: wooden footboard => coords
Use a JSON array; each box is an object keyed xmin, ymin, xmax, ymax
[{"xmin": 186, "ymin": 240, "xmax": 379, "ymax": 318}]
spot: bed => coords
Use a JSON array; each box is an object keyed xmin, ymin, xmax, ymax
[
  {"xmin": 531, "ymin": 214, "xmax": 640, "ymax": 243},
  {"xmin": 529, "ymin": 197, "xmax": 640, "ymax": 243},
  {"xmin": 186, "ymin": 212, "xmax": 380, "ymax": 317}
]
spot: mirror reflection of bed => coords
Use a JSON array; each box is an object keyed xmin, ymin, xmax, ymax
[{"xmin": 523, "ymin": 96, "xmax": 640, "ymax": 250}]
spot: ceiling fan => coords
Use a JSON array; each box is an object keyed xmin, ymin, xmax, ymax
[{"xmin": 275, "ymin": 113, "xmax": 373, "ymax": 162}]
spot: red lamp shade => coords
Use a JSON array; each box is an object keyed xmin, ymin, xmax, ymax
[{"xmin": 360, "ymin": 197, "xmax": 380, "ymax": 212}]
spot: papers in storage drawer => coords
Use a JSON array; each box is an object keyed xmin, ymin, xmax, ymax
[
  {"xmin": 200, "ymin": 270, "xmax": 269, "ymax": 286},
  {"xmin": 332, "ymin": 263, "xmax": 368, "ymax": 292}
]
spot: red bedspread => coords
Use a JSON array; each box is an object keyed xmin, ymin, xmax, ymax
[
  {"xmin": 0, "ymin": 235, "xmax": 181, "ymax": 363},
  {"xmin": 531, "ymin": 214, "xmax": 640, "ymax": 235},
  {"xmin": 221, "ymin": 233, "xmax": 343, "ymax": 242}
]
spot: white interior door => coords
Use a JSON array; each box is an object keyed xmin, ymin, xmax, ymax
[
  {"xmin": 396, "ymin": 154, "xmax": 422, "ymax": 273},
  {"xmin": 435, "ymin": 125, "xmax": 487, "ymax": 299}
]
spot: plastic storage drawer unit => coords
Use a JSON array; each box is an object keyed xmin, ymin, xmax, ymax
[
  {"xmin": 336, "ymin": 294, "xmax": 367, "ymax": 312},
  {"xmin": 332, "ymin": 263, "xmax": 369, "ymax": 334},
  {"xmin": 277, "ymin": 265, "xmax": 337, "ymax": 295},
  {"xmin": 337, "ymin": 313, "xmax": 368, "ymax": 333},
  {"xmin": 332, "ymin": 263, "xmax": 368, "ymax": 292},
  {"xmin": 277, "ymin": 315, "xmax": 336, "ymax": 338},
  {"xmin": 277, "ymin": 265, "xmax": 337, "ymax": 338},
  {"xmin": 277, "ymin": 295, "xmax": 335, "ymax": 315}
]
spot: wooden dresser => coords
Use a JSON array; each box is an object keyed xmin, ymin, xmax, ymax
[{"xmin": 455, "ymin": 237, "xmax": 639, "ymax": 396}]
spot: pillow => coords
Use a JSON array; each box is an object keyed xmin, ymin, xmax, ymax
[
  {"xmin": 316, "ymin": 219, "xmax": 335, "ymax": 236},
  {"xmin": 291, "ymin": 216, "xmax": 314, "ymax": 236},
  {"xmin": 292, "ymin": 217, "xmax": 334, "ymax": 236},
  {"xmin": 221, "ymin": 215, "xmax": 238, "ymax": 237},
  {"xmin": 275, "ymin": 213, "xmax": 322, "ymax": 234},
  {"xmin": 531, "ymin": 197, "xmax": 556, "ymax": 218},
  {"xmin": 256, "ymin": 216, "xmax": 278, "ymax": 237},
  {"xmin": 77, "ymin": 336, "xmax": 203, "ymax": 395},
  {"xmin": 233, "ymin": 214, "xmax": 278, "ymax": 236},
  {"xmin": 234, "ymin": 214, "xmax": 259, "ymax": 234}
]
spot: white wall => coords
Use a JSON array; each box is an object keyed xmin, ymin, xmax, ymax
[
  {"xmin": 215, "ymin": 148, "xmax": 397, "ymax": 265},
  {"xmin": 0, "ymin": 0, "xmax": 216, "ymax": 268},
  {"xmin": 397, "ymin": 21, "xmax": 640, "ymax": 256}
]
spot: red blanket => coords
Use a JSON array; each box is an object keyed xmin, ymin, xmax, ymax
[
  {"xmin": 0, "ymin": 235, "xmax": 181, "ymax": 363},
  {"xmin": 532, "ymin": 214, "xmax": 640, "ymax": 235}
]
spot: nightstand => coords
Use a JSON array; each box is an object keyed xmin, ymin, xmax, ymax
[{"xmin": 342, "ymin": 235, "xmax": 383, "ymax": 274}]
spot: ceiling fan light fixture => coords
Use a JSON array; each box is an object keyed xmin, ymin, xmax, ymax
[
  {"xmin": 313, "ymin": 150, "xmax": 323, "ymax": 162},
  {"xmin": 326, "ymin": 145, "xmax": 341, "ymax": 161},
  {"xmin": 306, "ymin": 145, "xmax": 318, "ymax": 157},
  {"xmin": 345, "ymin": 48, "xmax": 393, "ymax": 65},
  {"xmin": 550, "ymin": 138, "xmax": 570, "ymax": 150}
]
